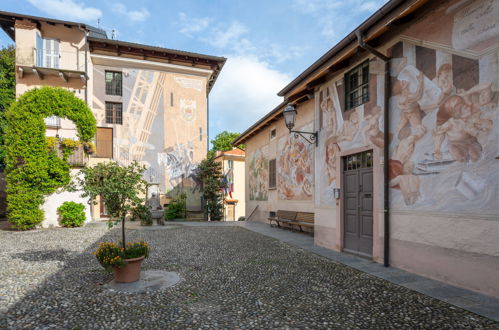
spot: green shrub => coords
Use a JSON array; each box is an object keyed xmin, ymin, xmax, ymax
[
  {"xmin": 5, "ymin": 87, "xmax": 96, "ymax": 230},
  {"xmin": 57, "ymin": 201, "xmax": 86, "ymax": 227},
  {"xmin": 164, "ymin": 193, "xmax": 187, "ymax": 220},
  {"xmin": 238, "ymin": 216, "xmax": 246, "ymax": 221},
  {"xmin": 131, "ymin": 204, "xmax": 153, "ymax": 226}
]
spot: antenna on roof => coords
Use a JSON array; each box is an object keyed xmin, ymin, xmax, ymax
[
  {"xmin": 112, "ymin": 29, "xmax": 116, "ymax": 40},
  {"xmin": 97, "ymin": 18, "xmax": 100, "ymax": 28}
]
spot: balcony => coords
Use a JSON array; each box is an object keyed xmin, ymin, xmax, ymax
[
  {"xmin": 16, "ymin": 47, "xmax": 88, "ymax": 82},
  {"xmin": 44, "ymin": 115, "xmax": 61, "ymax": 128},
  {"xmin": 49, "ymin": 139, "xmax": 89, "ymax": 168}
]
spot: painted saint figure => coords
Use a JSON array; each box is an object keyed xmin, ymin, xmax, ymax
[{"xmin": 396, "ymin": 71, "xmax": 426, "ymax": 139}]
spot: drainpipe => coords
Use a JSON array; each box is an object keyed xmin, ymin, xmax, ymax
[
  {"xmin": 356, "ymin": 31, "xmax": 391, "ymax": 267},
  {"xmin": 78, "ymin": 24, "xmax": 88, "ymax": 105}
]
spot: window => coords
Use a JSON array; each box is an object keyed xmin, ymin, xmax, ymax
[
  {"xmin": 228, "ymin": 159, "xmax": 234, "ymax": 169},
  {"xmin": 268, "ymin": 159, "xmax": 276, "ymax": 189},
  {"xmin": 345, "ymin": 61, "xmax": 369, "ymax": 110},
  {"xmin": 105, "ymin": 71, "xmax": 123, "ymax": 96},
  {"xmin": 270, "ymin": 129, "xmax": 276, "ymax": 140},
  {"xmin": 105, "ymin": 102, "xmax": 123, "ymax": 124},
  {"xmin": 36, "ymin": 33, "xmax": 59, "ymax": 68},
  {"xmin": 95, "ymin": 127, "xmax": 113, "ymax": 158}
]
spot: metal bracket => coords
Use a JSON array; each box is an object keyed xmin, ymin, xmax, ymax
[{"xmin": 290, "ymin": 130, "xmax": 318, "ymax": 147}]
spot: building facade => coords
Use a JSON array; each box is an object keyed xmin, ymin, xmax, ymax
[
  {"xmin": 234, "ymin": 0, "xmax": 499, "ymax": 298},
  {"xmin": 214, "ymin": 148, "xmax": 246, "ymax": 221},
  {"xmin": 0, "ymin": 11, "xmax": 225, "ymax": 225}
]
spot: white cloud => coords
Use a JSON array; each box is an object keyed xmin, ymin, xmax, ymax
[
  {"xmin": 178, "ymin": 13, "xmax": 213, "ymax": 36},
  {"xmin": 111, "ymin": 3, "xmax": 150, "ymax": 22},
  {"xmin": 359, "ymin": 1, "xmax": 382, "ymax": 12},
  {"xmin": 27, "ymin": 0, "xmax": 102, "ymax": 22},
  {"xmin": 207, "ymin": 21, "xmax": 249, "ymax": 48},
  {"xmin": 210, "ymin": 56, "xmax": 290, "ymax": 137}
]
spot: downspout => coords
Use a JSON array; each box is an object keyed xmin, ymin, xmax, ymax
[
  {"xmin": 356, "ymin": 31, "xmax": 391, "ymax": 267},
  {"xmin": 78, "ymin": 24, "xmax": 88, "ymax": 105}
]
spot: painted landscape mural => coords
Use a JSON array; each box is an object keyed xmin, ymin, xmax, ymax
[
  {"xmin": 387, "ymin": 0, "xmax": 499, "ymax": 213},
  {"xmin": 248, "ymin": 146, "xmax": 269, "ymax": 201},
  {"xmin": 93, "ymin": 66, "xmax": 207, "ymax": 209},
  {"xmin": 277, "ymin": 124, "xmax": 314, "ymax": 200}
]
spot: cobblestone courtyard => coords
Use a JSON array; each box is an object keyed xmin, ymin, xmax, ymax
[{"xmin": 0, "ymin": 224, "xmax": 498, "ymax": 329}]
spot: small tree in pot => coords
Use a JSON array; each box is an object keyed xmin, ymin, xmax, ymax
[{"xmin": 75, "ymin": 161, "xmax": 149, "ymax": 282}]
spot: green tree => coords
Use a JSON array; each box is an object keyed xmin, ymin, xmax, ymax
[
  {"xmin": 75, "ymin": 161, "xmax": 147, "ymax": 248},
  {"xmin": 0, "ymin": 45, "xmax": 16, "ymax": 169},
  {"xmin": 5, "ymin": 87, "xmax": 96, "ymax": 229},
  {"xmin": 196, "ymin": 153, "xmax": 224, "ymax": 221},
  {"xmin": 210, "ymin": 131, "xmax": 244, "ymax": 152}
]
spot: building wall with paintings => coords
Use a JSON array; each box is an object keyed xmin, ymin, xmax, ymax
[
  {"xmin": 245, "ymin": 99, "xmax": 315, "ymax": 222},
  {"xmin": 92, "ymin": 62, "xmax": 208, "ymax": 211},
  {"xmin": 313, "ymin": 0, "xmax": 499, "ymax": 297}
]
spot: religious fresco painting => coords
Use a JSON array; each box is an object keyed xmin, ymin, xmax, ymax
[
  {"xmin": 387, "ymin": 0, "xmax": 499, "ymax": 213},
  {"xmin": 93, "ymin": 66, "xmax": 206, "ymax": 208},
  {"xmin": 277, "ymin": 123, "xmax": 314, "ymax": 200},
  {"xmin": 248, "ymin": 146, "xmax": 269, "ymax": 201},
  {"xmin": 316, "ymin": 64, "xmax": 386, "ymax": 205}
]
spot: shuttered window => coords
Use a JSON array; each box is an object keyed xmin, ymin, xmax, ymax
[
  {"xmin": 95, "ymin": 127, "xmax": 113, "ymax": 158},
  {"xmin": 269, "ymin": 159, "xmax": 276, "ymax": 189},
  {"xmin": 345, "ymin": 60, "xmax": 369, "ymax": 110}
]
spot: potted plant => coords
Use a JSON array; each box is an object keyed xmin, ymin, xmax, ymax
[{"xmin": 75, "ymin": 161, "xmax": 149, "ymax": 282}]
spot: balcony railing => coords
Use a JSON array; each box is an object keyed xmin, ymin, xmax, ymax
[
  {"xmin": 50, "ymin": 140, "xmax": 88, "ymax": 167},
  {"xmin": 44, "ymin": 116, "xmax": 61, "ymax": 128},
  {"xmin": 16, "ymin": 47, "xmax": 86, "ymax": 72}
]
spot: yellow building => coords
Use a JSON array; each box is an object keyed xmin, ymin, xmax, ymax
[
  {"xmin": 0, "ymin": 10, "xmax": 225, "ymax": 226},
  {"xmin": 214, "ymin": 148, "xmax": 246, "ymax": 221}
]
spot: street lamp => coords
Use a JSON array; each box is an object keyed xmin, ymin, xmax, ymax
[{"xmin": 283, "ymin": 103, "xmax": 318, "ymax": 146}]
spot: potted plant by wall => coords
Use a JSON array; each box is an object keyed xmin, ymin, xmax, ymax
[{"xmin": 75, "ymin": 161, "xmax": 149, "ymax": 282}]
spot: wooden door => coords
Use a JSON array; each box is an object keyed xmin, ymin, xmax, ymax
[{"xmin": 343, "ymin": 151, "xmax": 373, "ymax": 257}]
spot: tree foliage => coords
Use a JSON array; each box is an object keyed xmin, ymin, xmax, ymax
[
  {"xmin": 75, "ymin": 161, "xmax": 147, "ymax": 247},
  {"xmin": 0, "ymin": 45, "xmax": 16, "ymax": 169},
  {"xmin": 5, "ymin": 87, "xmax": 96, "ymax": 229},
  {"xmin": 196, "ymin": 153, "xmax": 224, "ymax": 221},
  {"xmin": 210, "ymin": 131, "xmax": 244, "ymax": 152}
]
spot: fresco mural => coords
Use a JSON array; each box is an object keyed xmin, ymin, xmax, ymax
[
  {"xmin": 278, "ymin": 123, "xmax": 314, "ymax": 200},
  {"xmin": 248, "ymin": 146, "xmax": 269, "ymax": 201},
  {"xmin": 93, "ymin": 66, "xmax": 206, "ymax": 209},
  {"xmin": 316, "ymin": 66, "xmax": 386, "ymax": 205},
  {"xmin": 387, "ymin": 0, "xmax": 499, "ymax": 213}
]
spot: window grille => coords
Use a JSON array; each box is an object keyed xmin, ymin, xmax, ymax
[{"xmin": 345, "ymin": 61, "xmax": 369, "ymax": 110}]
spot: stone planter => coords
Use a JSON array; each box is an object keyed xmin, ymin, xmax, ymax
[{"xmin": 114, "ymin": 256, "xmax": 145, "ymax": 283}]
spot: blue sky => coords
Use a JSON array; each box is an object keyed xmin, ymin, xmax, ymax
[{"xmin": 0, "ymin": 0, "xmax": 388, "ymax": 143}]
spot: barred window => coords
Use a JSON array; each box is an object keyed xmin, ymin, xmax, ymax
[
  {"xmin": 269, "ymin": 159, "xmax": 276, "ymax": 189},
  {"xmin": 105, "ymin": 102, "xmax": 123, "ymax": 124},
  {"xmin": 105, "ymin": 71, "xmax": 122, "ymax": 96},
  {"xmin": 345, "ymin": 61, "xmax": 369, "ymax": 110}
]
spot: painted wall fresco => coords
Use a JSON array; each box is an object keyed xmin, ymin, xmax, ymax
[
  {"xmin": 278, "ymin": 123, "xmax": 314, "ymax": 200},
  {"xmin": 387, "ymin": 0, "xmax": 499, "ymax": 213},
  {"xmin": 316, "ymin": 62, "xmax": 386, "ymax": 205},
  {"xmin": 93, "ymin": 66, "xmax": 207, "ymax": 209},
  {"xmin": 248, "ymin": 146, "xmax": 269, "ymax": 201}
]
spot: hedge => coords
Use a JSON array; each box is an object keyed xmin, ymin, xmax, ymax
[{"xmin": 5, "ymin": 87, "xmax": 96, "ymax": 230}]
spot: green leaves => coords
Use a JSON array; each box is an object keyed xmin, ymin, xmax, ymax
[
  {"xmin": 210, "ymin": 131, "xmax": 244, "ymax": 152},
  {"xmin": 196, "ymin": 153, "xmax": 224, "ymax": 220},
  {"xmin": 5, "ymin": 87, "xmax": 96, "ymax": 230}
]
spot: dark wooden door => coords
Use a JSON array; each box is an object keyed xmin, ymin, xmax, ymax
[{"xmin": 343, "ymin": 151, "xmax": 373, "ymax": 257}]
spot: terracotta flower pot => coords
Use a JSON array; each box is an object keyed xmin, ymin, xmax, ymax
[{"xmin": 114, "ymin": 256, "xmax": 145, "ymax": 283}]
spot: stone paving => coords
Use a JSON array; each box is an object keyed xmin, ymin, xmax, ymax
[{"xmin": 0, "ymin": 223, "xmax": 498, "ymax": 329}]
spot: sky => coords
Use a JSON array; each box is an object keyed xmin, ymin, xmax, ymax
[{"xmin": 0, "ymin": 0, "xmax": 388, "ymax": 144}]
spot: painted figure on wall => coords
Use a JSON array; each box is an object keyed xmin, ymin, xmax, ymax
[
  {"xmin": 249, "ymin": 146, "xmax": 269, "ymax": 201},
  {"xmin": 278, "ymin": 124, "xmax": 314, "ymax": 200},
  {"xmin": 387, "ymin": 0, "xmax": 499, "ymax": 212}
]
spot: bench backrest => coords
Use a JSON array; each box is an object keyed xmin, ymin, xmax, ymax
[
  {"xmin": 296, "ymin": 212, "xmax": 314, "ymax": 223},
  {"xmin": 277, "ymin": 210, "xmax": 297, "ymax": 220}
]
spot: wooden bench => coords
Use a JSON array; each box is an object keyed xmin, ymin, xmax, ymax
[
  {"xmin": 290, "ymin": 212, "xmax": 315, "ymax": 232},
  {"xmin": 268, "ymin": 210, "xmax": 296, "ymax": 227},
  {"xmin": 268, "ymin": 210, "xmax": 314, "ymax": 232}
]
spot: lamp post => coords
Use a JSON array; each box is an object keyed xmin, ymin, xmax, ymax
[{"xmin": 283, "ymin": 103, "xmax": 318, "ymax": 146}]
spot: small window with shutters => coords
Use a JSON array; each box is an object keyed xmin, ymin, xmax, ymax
[
  {"xmin": 268, "ymin": 159, "xmax": 276, "ymax": 189},
  {"xmin": 95, "ymin": 127, "xmax": 113, "ymax": 158}
]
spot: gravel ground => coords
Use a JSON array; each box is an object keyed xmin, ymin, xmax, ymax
[{"xmin": 0, "ymin": 224, "xmax": 497, "ymax": 330}]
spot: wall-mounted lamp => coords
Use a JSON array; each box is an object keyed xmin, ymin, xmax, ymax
[{"xmin": 283, "ymin": 103, "xmax": 318, "ymax": 146}]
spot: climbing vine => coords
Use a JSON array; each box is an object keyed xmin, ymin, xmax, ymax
[{"xmin": 5, "ymin": 87, "xmax": 96, "ymax": 230}]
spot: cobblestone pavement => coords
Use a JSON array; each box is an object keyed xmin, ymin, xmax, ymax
[{"xmin": 0, "ymin": 225, "xmax": 498, "ymax": 329}]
